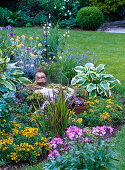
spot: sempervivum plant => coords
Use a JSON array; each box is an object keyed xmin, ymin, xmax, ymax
[{"xmin": 71, "ymin": 63, "xmax": 120, "ymax": 98}]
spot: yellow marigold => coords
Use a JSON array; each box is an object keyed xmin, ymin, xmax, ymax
[
  {"xmin": 20, "ymin": 127, "xmax": 38, "ymax": 138},
  {"xmin": 110, "ymin": 108, "xmax": 114, "ymax": 112},
  {"xmin": 38, "ymin": 43, "xmax": 42, "ymax": 47},
  {"xmin": 100, "ymin": 112, "xmax": 111, "ymax": 122},
  {"xmin": 77, "ymin": 118, "xmax": 83, "ymax": 123},
  {"xmin": 89, "ymin": 97, "xmax": 92, "ymax": 99},
  {"xmin": 36, "ymin": 37, "xmax": 39, "ymax": 40},
  {"xmin": 116, "ymin": 104, "xmax": 123, "ymax": 110},
  {"xmin": 90, "ymin": 109, "xmax": 94, "ymax": 113},
  {"xmin": 106, "ymin": 105, "xmax": 111, "ymax": 108},
  {"xmin": 95, "ymin": 99, "xmax": 99, "ymax": 103}
]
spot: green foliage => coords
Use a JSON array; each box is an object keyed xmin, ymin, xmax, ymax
[
  {"xmin": 33, "ymin": 89, "xmax": 72, "ymax": 137},
  {"xmin": 69, "ymin": 95, "xmax": 124, "ymax": 127},
  {"xmin": 26, "ymin": 92, "xmax": 45, "ymax": 107},
  {"xmin": 0, "ymin": 7, "xmax": 9, "ymax": 26},
  {"xmin": 71, "ymin": 63, "xmax": 120, "ymax": 97},
  {"xmin": 7, "ymin": 10, "xmax": 22, "ymax": 27},
  {"xmin": 45, "ymin": 139, "xmax": 115, "ymax": 170},
  {"xmin": 59, "ymin": 17, "xmax": 77, "ymax": 29},
  {"xmin": 0, "ymin": 122, "xmax": 51, "ymax": 164},
  {"xmin": 90, "ymin": 0, "xmax": 125, "ymax": 14},
  {"xmin": 0, "ymin": 55, "xmax": 31, "ymax": 92},
  {"xmin": 111, "ymin": 126, "xmax": 125, "ymax": 169},
  {"xmin": 77, "ymin": 7, "xmax": 104, "ymax": 30}
]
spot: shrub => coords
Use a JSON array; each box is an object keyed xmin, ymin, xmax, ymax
[
  {"xmin": 77, "ymin": 7, "xmax": 104, "ymax": 30},
  {"xmin": 0, "ymin": 7, "xmax": 9, "ymax": 26},
  {"xmin": 90, "ymin": 0, "xmax": 125, "ymax": 14},
  {"xmin": 59, "ymin": 17, "xmax": 77, "ymax": 29}
]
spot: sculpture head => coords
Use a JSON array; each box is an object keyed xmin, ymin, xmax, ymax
[{"xmin": 35, "ymin": 67, "xmax": 47, "ymax": 86}]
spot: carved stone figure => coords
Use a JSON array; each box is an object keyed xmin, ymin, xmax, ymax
[{"xmin": 35, "ymin": 67, "xmax": 47, "ymax": 86}]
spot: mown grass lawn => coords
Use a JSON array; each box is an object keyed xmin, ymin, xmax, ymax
[{"xmin": 13, "ymin": 27, "xmax": 125, "ymax": 95}]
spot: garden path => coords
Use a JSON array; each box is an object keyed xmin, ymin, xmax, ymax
[{"xmin": 98, "ymin": 20, "xmax": 125, "ymax": 33}]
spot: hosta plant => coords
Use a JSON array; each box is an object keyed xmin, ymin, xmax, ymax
[
  {"xmin": 71, "ymin": 63, "xmax": 120, "ymax": 98},
  {"xmin": 0, "ymin": 52, "xmax": 31, "ymax": 92}
]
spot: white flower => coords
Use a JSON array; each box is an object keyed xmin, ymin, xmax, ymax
[
  {"xmin": 25, "ymin": 64, "xmax": 29, "ymax": 67},
  {"xmin": 64, "ymin": 13, "xmax": 67, "ymax": 16},
  {"xmin": 63, "ymin": 34, "xmax": 66, "ymax": 37},
  {"xmin": 67, "ymin": 35, "xmax": 70, "ymax": 37},
  {"xmin": 31, "ymin": 64, "xmax": 34, "ymax": 67},
  {"xmin": 19, "ymin": 60, "xmax": 23, "ymax": 64},
  {"xmin": 69, "ymin": 12, "xmax": 72, "ymax": 15},
  {"xmin": 59, "ymin": 56, "xmax": 62, "ymax": 60},
  {"xmin": 54, "ymin": 6, "xmax": 56, "ymax": 9},
  {"xmin": 49, "ymin": 23, "xmax": 51, "ymax": 26}
]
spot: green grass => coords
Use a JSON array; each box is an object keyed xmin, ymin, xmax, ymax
[
  {"xmin": 13, "ymin": 27, "xmax": 125, "ymax": 95},
  {"xmin": 111, "ymin": 126, "xmax": 125, "ymax": 170},
  {"xmin": 23, "ymin": 161, "xmax": 46, "ymax": 170}
]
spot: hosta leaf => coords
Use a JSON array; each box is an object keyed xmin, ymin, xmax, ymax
[
  {"xmin": 85, "ymin": 63, "xmax": 94, "ymax": 71},
  {"xmin": 77, "ymin": 78, "xmax": 87, "ymax": 85},
  {"xmin": 81, "ymin": 80, "xmax": 90, "ymax": 87},
  {"xmin": 97, "ymin": 85, "xmax": 102, "ymax": 94},
  {"xmin": 18, "ymin": 77, "xmax": 31, "ymax": 84},
  {"xmin": 116, "ymin": 79, "xmax": 121, "ymax": 84},
  {"xmin": 89, "ymin": 90, "xmax": 96, "ymax": 98},
  {"xmin": 102, "ymin": 74, "xmax": 116, "ymax": 82},
  {"xmin": 7, "ymin": 63, "xmax": 18, "ymax": 69},
  {"xmin": 71, "ymin": 78, "xmax": 79, "ymax": 85},
  {"xmin": 74, "ymin": 66, "xmax": 84, "ymax": 73},
  {"xmin": 0, "ymin": 80, "xmax": 16, "ymax": 91},
  {"xmin": 100, "ymin": 81, "xmax": 109, "ymax": 91},
  {"xmin": 105, "ymin": 90, "xmax": 111, "ymax": 98},
  {"xmin": 96, "ymin": 64, "xmax": 105, "ymax": 73},
  {"xmin": 87, "ymin": 83, "xmax": 96, "ymax": 92},
  {"xmin": 11, "ymin": 70, "xmax": 24, "ymax": 75}
]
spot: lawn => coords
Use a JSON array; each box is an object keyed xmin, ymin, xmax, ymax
[{"xmin": 14, "ymin": 27, "xmax": 125, "ymax": 95}]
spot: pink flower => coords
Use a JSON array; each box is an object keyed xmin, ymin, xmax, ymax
[
  {"xmin": 107, "ymin": 126, "xmax": 114, "ymax": 134},
  {"xmin": 83, "ymin": 128, "xmax": 88, "ymax": 133},
  {"xmin": 84, "ymin": 137, "xmax": 90, "ymax": 143}
]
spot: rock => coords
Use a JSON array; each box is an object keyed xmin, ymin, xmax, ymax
[{"xmin": 33, "ymin": 84, "xmax": 75, "ymax": 115}]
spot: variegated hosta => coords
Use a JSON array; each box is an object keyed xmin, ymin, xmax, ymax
[
  {"xmin": 0, "ymin": 50, "xmax": 31, "ymax": 92},
  {"xmin": 71, "ymin": 63, "xmax": 120, "ymax": 98}
]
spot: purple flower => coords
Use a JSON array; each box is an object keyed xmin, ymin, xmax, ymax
[
  {"xmin": 10, "ymin": 32, "xmax": 15, "ymax": 37},
  {"xmin": 0, "ymin": 27, "xmax": 3, "ymax": 30},
  {"xmin": 6, "ymin": 25, "xmax": 11, "ymax": 30},
  {"xmin": 27, "ymin": 47, "xmax": 30, "ymax": 51},
  {"xmin": 11, "ymin": 29, "xmax": 14, "ymax": 32},
  {"xmin": 107, "ymin": 126, "xmax": 114, "ymax": 134}
]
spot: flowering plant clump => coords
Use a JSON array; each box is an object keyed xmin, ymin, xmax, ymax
[
  {"xmin": 0, "ymin": 25, "xmax": 16, "ymax": 56},
  {"xmin": 45, "ymin": 125, "xmax": 115, "ymax": 169},
  {"xmin": 0, "ymin": 121, "xmax": 51, "ymax": 164},
  {"xmin": 9, "ymin": 34, "xmax": 43, "ymax": 78},
  {"xmin": 69, "ymin": 94, "xmax": 124, "ymax": 127}
]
